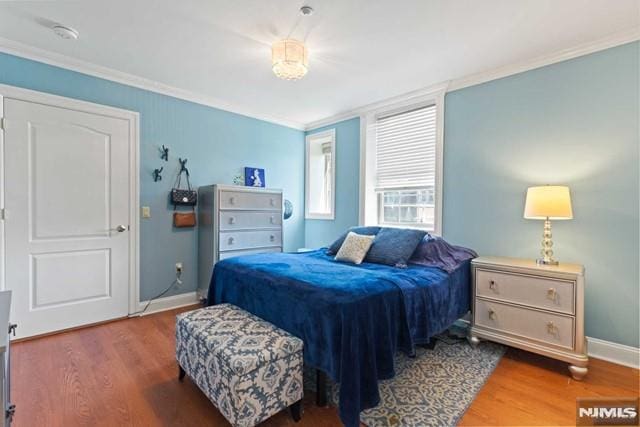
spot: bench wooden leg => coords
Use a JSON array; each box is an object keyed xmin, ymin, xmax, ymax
[
  {"xmin": 316, "ymin": 369, "xmax": 327, "ymax": 407},
  {"xmin": 178, "ymin": 365, "xmax": 186, "ymax": 382},
  {"xmin": 290, "ymin": 400, "xmax": 302, "ymax": 422}
]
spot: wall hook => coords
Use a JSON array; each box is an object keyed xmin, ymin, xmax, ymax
[
  {"xmin": 179, "ymin": 158, "xmax": 189, "ymax": 176},
  {"xmin": 160, "ymin": 145, "xmax": 169, "ymax": 161},
  {"xmin": 153, "ymin": 167, "xmax": 163, "ymax": 182}
]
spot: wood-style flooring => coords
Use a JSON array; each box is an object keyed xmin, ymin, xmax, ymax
[{"xmin": 11, "ymin": 305, "xmax": 639, "ymax": 426}]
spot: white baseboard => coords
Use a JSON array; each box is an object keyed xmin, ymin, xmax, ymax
[
  {"xmin": 132, "ymin": 291, "xmax": 201, "ymax": 316},
  {"xmin": 587, "ymin": 337, "xmax": 640, "ymax": 369},
  {"xmin": 455, "ymin": 318, "xmax": 639, "ymax": 369}
]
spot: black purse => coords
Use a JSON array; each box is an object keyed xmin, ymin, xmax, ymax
[{"xmin": 171, "ymin": 166, "xmax": 197, "ymax": 206}]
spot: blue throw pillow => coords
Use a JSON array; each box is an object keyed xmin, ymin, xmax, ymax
[
  {"xmin": 327, "ymin": 226, "xmax": 381, "ymax": 254},
  {"xmin": 365, "ymin": 228, "xmax": 427, "ymax": 268}
]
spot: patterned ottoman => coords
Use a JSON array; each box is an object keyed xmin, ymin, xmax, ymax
[{"xmin": 176, "ymin": 304, "xmax": 303, "ymax": 427}]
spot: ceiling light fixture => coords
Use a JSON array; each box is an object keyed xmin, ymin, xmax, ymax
[
  {"xmin": 52, "ymin": 25, "xmax": 79, "ymax": 40},
  {"xmin": 272, "ymin": 39, "xmax": 308, "ymax": 81},
  {"xmin": 272, "ymin": 6, "xmax": 312, "ymax": 81}
]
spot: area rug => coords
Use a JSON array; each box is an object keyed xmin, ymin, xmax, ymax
[{"xmin": 304, "ymin": 334, "xmax": 505, "ymax": 427}]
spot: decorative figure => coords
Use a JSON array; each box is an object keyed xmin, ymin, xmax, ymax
[
  {"xmin": 284, "ymin": 199, "xmax": 293, "ymax": 220},
  {"xmin": 244, "ymin": 167, "xmax": 265, "ymax": 187},
  {"xmin": 153, "ymin": 167, "xmax": 163, "ymax": 182},
  {"xmin": 160, "ymin": 145, "xmax": 169, "ymax": 161}
]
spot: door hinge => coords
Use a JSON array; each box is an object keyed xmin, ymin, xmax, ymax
[
  {"xmin": 0, "ymin": 117, "xmax": 4, "ymax": 130},
  {"xmin": 0, "ymin": 209, "xmax": 5, "ymax": 220}
]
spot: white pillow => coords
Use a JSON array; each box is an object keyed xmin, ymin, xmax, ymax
[{"xmin": 335, "ymin": 232, "xmax": 375, "ymax": 265}]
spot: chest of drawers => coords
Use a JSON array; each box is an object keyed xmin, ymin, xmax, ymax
[
  {"xmin": 197, "ymin": 185, "xmax": 283, "ymax": 297},
  {"xmin": 469, "ymin": 256, "xmax": 589, "ymax": 380}
]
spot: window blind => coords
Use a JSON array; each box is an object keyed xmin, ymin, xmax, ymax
[{"xmin": 375, "ymin": 104, "xmax": 436, "ymax": 190}]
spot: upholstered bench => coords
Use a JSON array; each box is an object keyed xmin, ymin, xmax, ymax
[{"xmin": 176, "ymin": 304, "xmax": 303, "ymax": 427}]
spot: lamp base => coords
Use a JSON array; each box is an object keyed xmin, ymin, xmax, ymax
[{"xmin": 536, "ymin": 258, "xmax": 559, "ymax": 266}]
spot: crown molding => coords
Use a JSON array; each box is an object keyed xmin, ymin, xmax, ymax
[
  {"xmin": 305, "ymin": 28, "xmax": 639, "ymax": 131},
  {"xmin": 0, "ymin": 37, "xmax": 306, "ymax": 131},
  {"xmin": 448, "ymin": 27, "xmax": 640, "ymax": 92},
  {"xmin": 0, "ymin": 27, "xmax": 637, "ymax": 133},
  {"xmin": 305, "ymin": 81, "xmax": 450, "ymax": 131}
]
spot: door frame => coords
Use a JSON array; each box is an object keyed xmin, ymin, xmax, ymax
[{"xmin": 0, "ymin": 84, "xmax": 141, "ymax": 316}]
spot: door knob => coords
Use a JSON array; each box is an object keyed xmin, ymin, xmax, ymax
[{"xmin": 112, "ymin": 225, "xmax": 127, "ymax": 232}]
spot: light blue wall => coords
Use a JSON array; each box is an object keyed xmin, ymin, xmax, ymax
[
  {"xmin": 304, "ymin": 117, "xmax": 360, "ymax": 248},
  {"xmin": 443, "ymin": 42, "xmax": 639, "ymax": 347},
  {"xmin": 305, "ymin": 43, "xmax": 639, "ymax": 348},
  {"xmin": 0, "ymin": 52, "xmax": 305, "ymax": 301}
]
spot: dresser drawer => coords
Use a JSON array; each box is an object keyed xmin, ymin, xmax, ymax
[
  {"xmin": 219, "ymin": 230, "xmax": 282, "ymax": 251},
  {"xmin": 219, "ymin": 211, "xmax": 282, "ymax": 230},
  {"xmin": 219, "ymin": 190, "xmax": 282, "ymax": 211},
  {"xmin": 219, "ymin": 247, "xmax": 282, "ymax": 260},
  {"xmin": 475, "ymin": 299, "xmax": 575, "ymax": 350},
  {"xmin": 476, "ymin": 269, "xmax": 575, "ymax": 315}
]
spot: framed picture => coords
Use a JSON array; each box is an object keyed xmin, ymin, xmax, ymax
[{"xmin": 244, "ymin": 167, "xmax": 265, "ymax": 187}]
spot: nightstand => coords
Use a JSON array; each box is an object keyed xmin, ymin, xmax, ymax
[{"xmin": 469, "ymin": 256, "xmax": 589, "ymax": 380}]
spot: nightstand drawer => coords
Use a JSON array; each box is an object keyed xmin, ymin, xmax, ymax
[
  {"xmin": 475, "ymin": 299, "xmax": 575, "ymax": 350},
  {"xmin": 476, "ymin": 269, "xmax": 575, "ymax": 315}
]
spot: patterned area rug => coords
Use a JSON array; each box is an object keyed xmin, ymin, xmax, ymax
[{"xmin": 304, "ymin": 334, "xmax": 505, "ymax": 427}]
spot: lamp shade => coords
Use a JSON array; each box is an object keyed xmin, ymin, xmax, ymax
[
  {"xmin": 272, "ymin": 39, "xmax": 308, "ymax": 80},
  {"xmin": 524, "ymin": 186, "xmax": 573, "ymax": 220}
]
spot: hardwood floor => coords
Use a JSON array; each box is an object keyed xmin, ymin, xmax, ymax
[{"xmin": 12, "ymin": 306, "xmax": 639, "ymax": 426}]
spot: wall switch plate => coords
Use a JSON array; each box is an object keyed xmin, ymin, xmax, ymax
[
  {"xmin": 142, "ymin": 206, "xmax": 151, "ymax": 218},
  {"xmin": 175, "ymin": 262, "xmax": 183, "ymax": 273}
]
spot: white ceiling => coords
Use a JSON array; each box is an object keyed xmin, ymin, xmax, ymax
[{"xmin": 0, "ymin": 0, "xmax": 638, "ymax": 128}]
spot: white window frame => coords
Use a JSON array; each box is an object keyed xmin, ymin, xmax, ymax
[
  {"xmin": 305, "ymin": 129, "xmax": 336, "ymax": 220},
  {"xmin": 359, "ymin": 87, "xmax": 446, "ymax": 235}
]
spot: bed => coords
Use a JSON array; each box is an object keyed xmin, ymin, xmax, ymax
[{"xmin": 207, "ymin": 248, "xmax": 471, "ymax": 427}]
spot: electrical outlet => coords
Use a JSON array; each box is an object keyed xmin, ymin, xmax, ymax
[
  {"xmin": 142, "ymin": 206, "xmax": 151, "ymax": 218},
  {"xmin": 175, "ymin": 262, "xmax": 183, "ymax": 274}
]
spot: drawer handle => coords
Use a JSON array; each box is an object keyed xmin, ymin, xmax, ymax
[
  {"xmin": 270, "ymin": 198, "xmax": 275, "ymax": 206},
  {"xmin": 489, "ymin": 280, "xmax": 497, "ymax": 291},
  {"xmin": 546, "ymin": 321, "xmax": 558, "ymax": 336},
  {"xmin": 547, "ymin": 287, "xmax": 557, "ymax": 301},
  {"xmin": 488, "ymin": 309, "xmax": 497, "ymax": 320},
  {"xmin": 229, "ymin": 197, "xmax": 235, "ymax": 205},
  {"xmin": 229, "ymin": 217, "xmax": 236, "ymax": 225},
  {"xmin": 270, "ymin": 216, "xmax": 275, "ymax": 224},
  {"xmin": 269, "ymin": 235, "xmax": 275, "ymax": 242},
  {"xmin": 228, "ymin": 237, "xmax": 234, "ymax": 245}
]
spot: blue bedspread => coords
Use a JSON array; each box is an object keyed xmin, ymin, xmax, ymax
[{"xmin": 207, "ymin": 249, "xmax": 470, "ymax": 427}]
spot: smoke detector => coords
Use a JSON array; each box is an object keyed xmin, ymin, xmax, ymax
[
  {"xmin": 52, "ymin": 25, "xmax": 79, "ymax": 40},
  {"xmin": 300, "ymin": 6, "xmax": 314, "ymax": 16}
]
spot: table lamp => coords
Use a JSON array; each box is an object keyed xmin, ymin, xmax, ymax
[{"xmin": 524, "ymin": 185, "xmax": 573, "ymax": 265}]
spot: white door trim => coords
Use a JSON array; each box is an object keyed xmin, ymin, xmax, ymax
[{"xmin": 0, "ymin": 83, "xmax": 140, "ymax": 315}]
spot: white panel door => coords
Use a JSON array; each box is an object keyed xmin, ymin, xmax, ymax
[{"xmin": 3, "ymin": 96, "xmax": 132, "ymax": 338}]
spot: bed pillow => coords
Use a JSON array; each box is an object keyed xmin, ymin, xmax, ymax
[
  {"xmin": 327, "ymin": 226, "xmax": 381, "ymax": 254},
  {"xmin": 409, "ymin": 235, "xmax": 478, "ymax": 272},
  {"xmin": 365, "ymin": 227, "xmax": 427, "ymax": 268},
  {"xmin": 334, "ymin": 232, "xmax": 375, "ymax": 265}
]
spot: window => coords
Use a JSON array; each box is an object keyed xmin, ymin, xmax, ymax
[
  {"xmin": 361, "ymin": 89, "xmax": 444, "ymax": 233},
  {"xmin": 305, "ymin": 129, "xmax": 335, "ymax": 219}
]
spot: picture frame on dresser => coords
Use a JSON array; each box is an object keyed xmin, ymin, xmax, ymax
[
  {"xmin": 469, "ymin": 256, "xmax": 589, "ymax": 380},
  {"xmin": 197, "ymin": 184, "xmax": 283, "ymax": 299}
]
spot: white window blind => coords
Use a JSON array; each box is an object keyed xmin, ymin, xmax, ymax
[{"xmin": 375, "ymin": 104, "xmax": 436, "ymax": 190}]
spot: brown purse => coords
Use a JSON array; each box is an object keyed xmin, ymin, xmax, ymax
[{"xmin": 173, "ymin": 210, "xmax": 196, "ymax": 228}]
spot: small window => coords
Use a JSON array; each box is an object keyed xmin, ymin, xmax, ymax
[{"xmin": 305, "ymin": 129, "xmax": 335, "ymax": 220}]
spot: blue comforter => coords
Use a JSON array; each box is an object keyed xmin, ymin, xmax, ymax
[{"xmin": 207, "ymin": 249, "xmax": 470, "ymax": 427}]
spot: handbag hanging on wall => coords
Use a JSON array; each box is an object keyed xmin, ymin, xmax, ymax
[
  {"xmin": 171, "ymin": 164, "xmax": 197, "ymax": 206},
  {"xmin": 171, "ymin": 159, "xmax": 197, "ymax": 227},
  {"xmin": 173, "ymin": 207, "xmax": 196, "ymax": 228}
]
